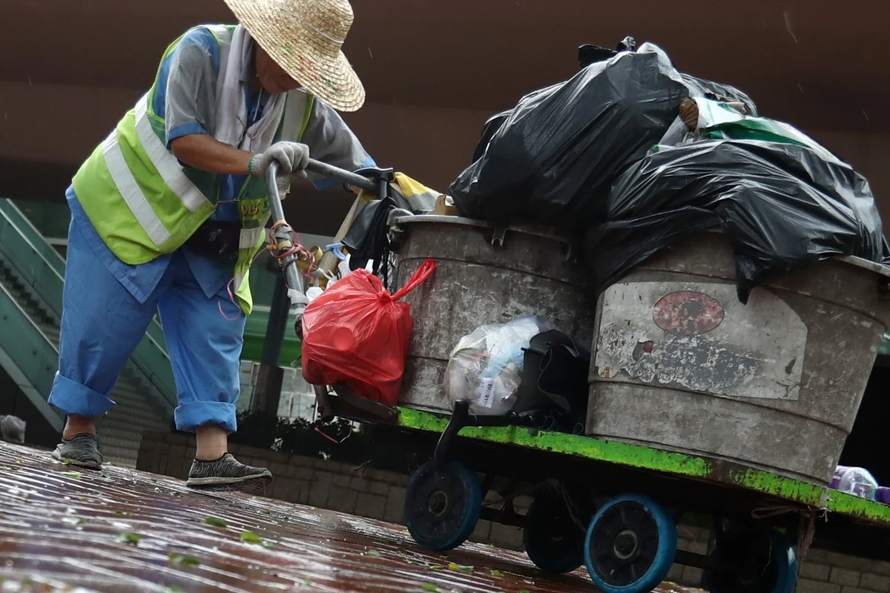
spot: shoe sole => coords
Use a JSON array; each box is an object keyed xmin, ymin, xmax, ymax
[
  {"xmin": 190, "ymin": 480, "xmax": 270, "ymax": 494},
  {"xmin": 186, "ymin": 471, "xmax": 273, "ymax": 490},
  {"xmin": 52, "ymin": 449, "xmax": 102, "ymax": 471}
]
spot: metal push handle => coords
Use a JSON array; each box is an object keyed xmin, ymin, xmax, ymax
[
  {"xmin": 304, "ymin": 159, "xmax": 378, "ymax": 193},
  {"xmin": 265, "ymin": 158, "xmax": 380, "ymax": 210},
  {"xmin": 266, "ymin": 161, "xmax": 304, "ymax": 297},
  {"xmin": 264, "ymin": 159, "xmax": 384, "ymax": 296}
]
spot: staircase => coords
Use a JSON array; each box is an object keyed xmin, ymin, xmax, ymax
[{"xmin": 0, "ymin": 199, "xmax": 176, "ymax": 467}]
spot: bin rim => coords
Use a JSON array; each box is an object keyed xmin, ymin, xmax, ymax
[
  {"xmin": 392, "ymin": 216, "xmax": 890, "ymax": 279},
  {"xmin": 391, "ymin": 214, "xmax": 570, "ymax": 244}
]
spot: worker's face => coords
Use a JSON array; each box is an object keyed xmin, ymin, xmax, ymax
[{"xmin": 255, "ymin": 46, "xmax": 301, "ymax": 95}]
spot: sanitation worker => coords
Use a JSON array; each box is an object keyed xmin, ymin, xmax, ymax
[{"xmin": 48, "ymin": 0, "xmax": 374, "ymax": 491}]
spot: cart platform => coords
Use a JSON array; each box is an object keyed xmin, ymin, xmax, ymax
[
  {"xmin": 345, "ymin": 403, "xmax": 890, "ymax": 593},
  {"xmin": 395, "ymin": 407, "xmax": 890, "ymax": 528}
]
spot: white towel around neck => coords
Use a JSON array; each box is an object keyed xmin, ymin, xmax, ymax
[{"xmin": 214, "ymin": 25, "xmax": 287, "ymax": 154}]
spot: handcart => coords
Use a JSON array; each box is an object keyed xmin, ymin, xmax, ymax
[{"xmin": 266, "ymin": 161, "xmax": 890, "ymax": 593}]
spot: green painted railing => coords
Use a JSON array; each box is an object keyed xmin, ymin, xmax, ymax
[
  {"xmin": 0, "ymin": 282, "xmax": 65, "ymax": 431},
  {"xmin": 0, "ymin": 199, "xmax": 176, "ymax": 410}
]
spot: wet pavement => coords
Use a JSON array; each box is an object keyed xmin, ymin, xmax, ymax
[{"xmin": 0, "ymin": 442, "xmax": 700, "ymax": 593}]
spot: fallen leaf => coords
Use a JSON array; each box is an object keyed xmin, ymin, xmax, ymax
[
  {"xmin": 169, "ymin": 553, "xmax": 200, "ymax": 567},
  {"xmin": 490, "ymin": 570, "xmax": 503, "ymax": 578},
  {"xmin": 114, "ymin": 509, "xmax": 130, "ymax": 516},
  {"xmin": 16, "ymin": 458, "xmax": 23, "ymax": 463},
  {"xmin": 203, "ymin": 517, "xmax": 227, "ymax": 528},
  {"xmin": 118, "ymin": 533, "xmax": 140, "ymax": 546},
  {"xmin": 60, "ymin": 471, "xmax": 82, "ymax": 479},
  {"xmin": 421, "ymin": 584, "xmax": 440, "ymax": 593},
  {"xmin": 8, "ymin": 467, "xmax": 19, "ymax": 472},
  {"xmin": 448, "ymin": 563, "xmax": 473, "ymax": 574},
  {"xmin": 240, "ymin": 530, "xmax": 263, "ymax": 544},
  {"xmin": 165, "ymin": 587, "xmax": 184, "ymax": 593},
  {"xmin": 61, "ymin": 516, "xmax": 84, "ymax": 526}
]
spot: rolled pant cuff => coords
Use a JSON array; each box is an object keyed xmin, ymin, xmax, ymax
[
  {"xmin": 47, "ymin": 373, "xmax": 115, "ymax": 418},
  {"xmin": 175, "ymin": 401, "xmax": 237, "ymax": 433}
]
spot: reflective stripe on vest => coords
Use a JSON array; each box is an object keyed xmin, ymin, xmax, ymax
[
  {"xmin": 100, "ymin": 94, "xmax": 213, "ymax": 247},
  {"xmin": 233, "ymin": 227, "xmax": 266, "ymax": 296},
  {"xmin": 100, "ymin": 130, "xmax": 172, "ymax": 247},
  {"xmin": 134, "ymin": 95, "xmax": 210, "ymax": 213},
  {"xmin": 239, "ymin": 227, "xmax": 265, "ymax": 251}
]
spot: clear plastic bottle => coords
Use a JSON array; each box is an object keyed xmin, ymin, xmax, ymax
[{"xmin": 831, "ymin": 466, "xmax": 879, "ymax": 501}]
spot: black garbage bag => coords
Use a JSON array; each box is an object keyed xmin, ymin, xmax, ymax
[
  {"xmin": 583, "ymin": 139, "xmax": 890, "ymax": 303},
  {"xmin": 450, "ymin": 43, "xmax": 689, "ymax": 230},
  {"xmin": 471, "ymin": 109, "xmax": 511, "ymax": 164},
  {"xmin": 577, "ymin": 38, "xmax": 758, "ymax": 116},
  {"xmin": 577, "ymin": 36, "xmax": 638, "ymax": 67},
  {"xmin": 468, "ymin": 84, "xmax": 556, "ymax": 164}
]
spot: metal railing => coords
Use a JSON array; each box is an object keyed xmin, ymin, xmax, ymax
[
  {"xmin": 0, "ymin": 199, "xmax": 177, "ymax": 410},
  {"xmin": 0, "ymin": 281, "xmax": 65, "ymax": 431}
]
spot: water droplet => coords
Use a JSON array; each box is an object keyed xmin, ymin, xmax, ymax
[{"xmin": 783, "ymin": 10, "xmax": 799, "ymax": 44}]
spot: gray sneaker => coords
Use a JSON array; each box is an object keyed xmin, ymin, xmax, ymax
[
  {"xmin": 186, "ymin": 453, "xmax": 273, "ymax": 491},
  {"xmin": 52, "ymin": 433, "xmax": 104, "ymax": 470}
]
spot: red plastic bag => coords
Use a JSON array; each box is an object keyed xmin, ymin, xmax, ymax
[{"xmin": 301, "ymin": 259, "xmax": 436, "ymax": 405}]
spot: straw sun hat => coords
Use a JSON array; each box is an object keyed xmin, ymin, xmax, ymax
[{"xmin": 223, "ymin": 0, "xmax": 365, "ymax": 112}]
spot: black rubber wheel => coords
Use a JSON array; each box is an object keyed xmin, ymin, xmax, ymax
[
  {"xmin": 523, "ymin": 492, "xmax": 590, "ymax": 574},
  {"xmin": 404, "ymin": 460, "xmax": 482, "ymax": 551},
  {"xmin": 704, "ymin": 528, "xmax": 799, "ymax": 593},
  {"xmin": 584, "ymin": 494, "xmax": 677, "ymax": 593}
]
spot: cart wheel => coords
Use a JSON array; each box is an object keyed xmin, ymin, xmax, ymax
[
  {"xmin": 704, "ymin": 530, "xmax": 798, "ymax": 593},
  {"xmin": 583, "ymin": 494, "xmax": 677, "ymax": 593},
  {"xmin": 524, "ymin": 492, "xmax": 590, "ymax": 574},
  {"xmin": 404, "ymin": 460, "xmax": 482, "ymax": 551}
]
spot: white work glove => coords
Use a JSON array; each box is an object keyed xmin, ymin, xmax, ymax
[{"xmin": 248, "ymin": 141, "xmax": 310, "ymax": 195}]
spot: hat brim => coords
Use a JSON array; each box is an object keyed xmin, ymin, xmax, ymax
[{"xmin": 224, "ymin": 0, "xmax": 366, "ymax": 112}]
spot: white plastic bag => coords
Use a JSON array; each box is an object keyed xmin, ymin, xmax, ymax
[{"xmin": 444, "ymin": 316, "xmax": 552, "ymax": 415}]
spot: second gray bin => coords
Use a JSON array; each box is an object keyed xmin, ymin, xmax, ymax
[{"xmin": 587, "ymin": 232, "xmax": 890, "ymax": 484}]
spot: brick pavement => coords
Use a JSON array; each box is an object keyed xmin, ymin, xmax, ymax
[{"xmin": 0, "ymin": 441, "xmax": 702, "ymax": 593}]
